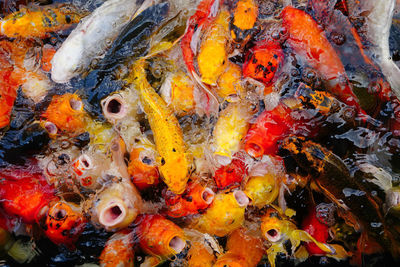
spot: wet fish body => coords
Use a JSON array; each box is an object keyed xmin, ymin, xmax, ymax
[{"xmin": 51, "ymin": 0, "xmax": 154, "ymax": 83}]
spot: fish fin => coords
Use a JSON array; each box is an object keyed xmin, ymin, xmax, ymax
[
  {"xmin": 294, "ymin": 245, "xmax": 309, "ymax": 263},
  {"xmin": 267, "ymin": 245, "xmax": 281, "ymax": 267},
  {"xmin": 326, "ymin": 244, "xmax": 351, "ymax": 260},
  {"xmin": 291, "ymin": 229, "xmax": 333, "ymax": 254}
]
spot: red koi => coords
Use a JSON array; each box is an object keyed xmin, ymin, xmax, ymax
[
  {"xmin": 213, "ymin": 154, "xmax": 248, "ymax": 189},
  {"xmin": 164, "ymin": 180, "xmax": 215, "ymax": 218},
  {"xmin": 302, "ymin": 206, "xmax": 330, "ymax": 255},
  {"xmin": 0, "ymin": 167, "xmax": 57, "ymax": 224}
]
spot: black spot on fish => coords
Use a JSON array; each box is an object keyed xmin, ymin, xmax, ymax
[
  {"xmin": 65, "ymin": 15, "xmax": 71, "ymax": 24},
  {"xmin": 161, "ymin": 158, "xmax": 166, "ymax": 166}
]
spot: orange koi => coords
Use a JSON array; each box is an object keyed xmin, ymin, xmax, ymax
[
  {"xmin": 135, "ymin": 214, "xmax": 186, "ymax": 257},
  {"xmin": 0, "ymin": 4, "xmax": 86, "ymax": 38},
  {"xmin": 187, "ymin": 241, "xmax": 216, "ymax": 267},
  {"xmin": 43, "ymin": 201, "xmax": 86, "ymax": 248},
  {"xmin": 0, "ymin": 68, "xmax": 18, "ymax": 129},
  {"xmin": 99, "ymin": 229, "xmax": 135, "ymax": 267},
  {"xmin": 280, "ymin": 6, "xmax": 362, "ymax": 112},
  {"xmin": 164, "ymin": 180, "xmax": 215, "ymax": 218},
  {"xmin": 127, "ymin": 147, "xmax": 160, "ymax": 191},
  {"xmin": 41, "ymin": 93, "xmax": 87, "ymax": 136},
  {"xmin": 215, "ymin": 228, "xmax": 264, "ymax": 267},
  {"xmin": 40, "ymin": 45, "xmax": 56, "ymax": 73},
  {"xmin": 229, "ymin": 0, "xmax": 258, "ymax": 43}
]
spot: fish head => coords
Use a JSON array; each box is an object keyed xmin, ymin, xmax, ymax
[{"xmin": 43, "ymin": 201, "xmax": 86, "ymax": 247}]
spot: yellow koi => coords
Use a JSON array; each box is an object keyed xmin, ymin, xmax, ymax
[
  {"xmin": 130, "ymin": 59, "xmax": 190, "ymax": 194},
  {"xmin": 216, "ymin": 61, "xmax": 245, "ymax": 101},
  {"xmin": 0, "ymin": 4, "xmax": 86, "ymax": 38},
  {"xmin": 211, "ymin": 101, "xmax": 254, "ymax": 164},
  {"xmin": 197, "ymin": 10, "xmax": 230, "ymax": 85},
  {"xmin": 192, "ymin": 190, "xmax": 249, "ymax": 237},
  {"xmin": 244, "ymin": 173, "xmax": 279, "ymax": 208}
]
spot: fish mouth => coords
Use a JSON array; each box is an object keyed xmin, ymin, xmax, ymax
[
  {"xmin": 168, "ymin": 235, "xmax": 186, "ymax": 254},
  {"xmin": 101, "ymin": 94, "xmax": 127, "ymax": 121},
  {"xmin": 201, "ymin": 188, "xmax": 215, "ymax": 205},
  {"xmin": 78, "ymin": 154, "xmax": 93, "ymax": 170},
  {"xmin": 99, "ymin": 200, "xmax": 127, "ymax": 228},
  {"xmin": 245, "ymin": 141, "xmax": 264, "ymax": 158},
  {"xmin": 44, "ymin": 121, "xmax": 58, "ymax": 135},
  {"xmin": 265, "ymin": 228, "xmax": 281, "ymax": 243},
  {"xmin": 233, "ymin": 190, "xmax": 249, "ymax": 207}
]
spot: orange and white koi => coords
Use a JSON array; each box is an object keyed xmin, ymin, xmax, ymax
[
  {"xmin": 135, "ymin": 214, "xmax": 187, "ymax": 257},
  {"xmin": 0, "ymin": 4, "xmax": 85, "ymax": 38},
  {"xmin": 90, "ymin": 181, "xmax": 142, "ymax": 231},
  {"xmin": 41, "ymin": 93, "xmax": 87, "ymax": 137},
  {"xmin": 130, "ymin": 59, "xmax": 191, "ymax": 194}
]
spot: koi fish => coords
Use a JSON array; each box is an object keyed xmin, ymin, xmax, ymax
[
  {"xmin": 229, "ymin": 0, "xmax": 258, "ymax": 44},
  {"xmin": 215, "ymin": 228, "xmax": 264, "ymax": 267},
  {"xmin": 135, "ymin": 214, "xmax": 186, "ymax": 257},
  {"xmin": 128, "ymin": 146, "xmax": 160, "ymax": 191},
  {"xmin": 348, "ymin": 0, "xmax": 400, "ymax": 99},
  {"xmin": 280, "ymin": 6, "xmax": 362, "ymax": 112},
  {"xmin": 244, "ymin": 102, "xmax": 294, "ymax": 158},
  {"xmin": 160, "ymin": 70, "xmax": 196, "ymax": 117},
  {"xmin": 187, "ymin": 241, "xmax": 216, "ymax": 267},
  {"xmin": 279, "ymin": 136, "xmax": 399, "ymax": 256},
  {"xmin": 261, "ymin": 208, "xmax": 334, "ymax": 267},
  {"xmin": 191, "ymin": 190, "xmax": 249, "ymax": 237},
  {"xmin": 302, "ymin": 203, "xmax": 348, "ymax": 256},
  {"xmin": 197, "ymin": 10, "xmax": 230, "ymax": 86},
  {"xmin": 43, "ymin": 201, "xmax": 86, "ymax": 248},
  {"xmin": 0, "ymin": 68, "xmax": 18, "ymax": 129},
  {"xmin": 99, "ymin": 229, "xmax": 135, "ymax": 267},
  {"xmin": 211, "ymin": 101, "xmax": 254, "ymax": 164},
  {"xmin": 51, "ymin": 0, "xmax": 152, "ymax": 83},
  {"xmin": 131, "ymin": 59, "xmax": 190, "ymax": 194},
  {"xmin": 41, "ymin": 93, "xmax": 87, "ymax": 137},
  {"xmin": 0, "ymin": 4, "xmax": 85, "ymax": 38},
  {"xmin": 90, "ymin": 181, "xmax": 142, "ymax": 231},
  {"xmin": 213, "ymin": 154, "xmax": 248, "ymax": 189},
  {"xmin": 164, "ymin": 180, "xmax": 215, "ymax": 218},
  {"xmin": 0, "ymin": 167, "xmax": 57, "ymax": 224},
  {"xmin": 0, "ymin": 39, "xmax": 52, "ymax": 103},
  {"xmin": 216, "ymin": 61, "xmax": 246, "ymax": 101},
  {"xmin": 242, "ymin": 40, "xmax": 284, "ymax": 94},
  {"xmin": 244, "ymin": 173, "xmax": 279, "ymax": 208}
]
